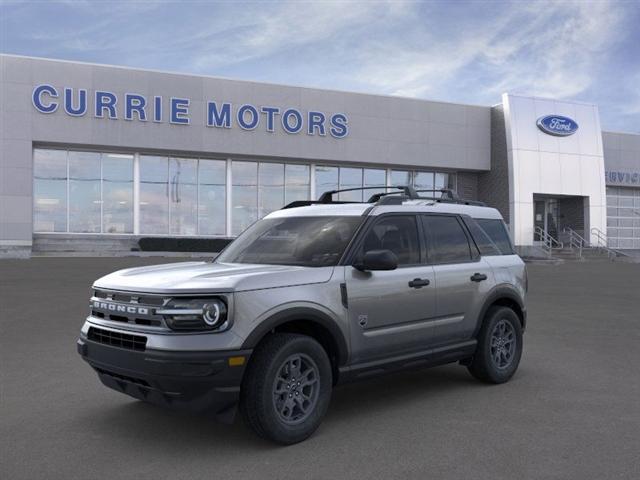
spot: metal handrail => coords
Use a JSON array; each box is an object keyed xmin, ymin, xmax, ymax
[
  {"xmin": 535, "ymin": 226, "xmax": 563, "ymax": 257},
  {"xmin": 563, "ymin": 227, "xmax": 586, "ymax": 259},
  {"xmin": 590, "ymin": 227, "xmax": 628, "ymax": 259}
]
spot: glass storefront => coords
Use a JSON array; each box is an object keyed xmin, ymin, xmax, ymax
[
  {"xmin": 33, "ymin": 148, "xmax": 457, "ymax": 237},
  {"xmin": 606, "ymin": 186, "xmax": 640, "ymax": 249},
  {"xmin": 102, "ymin": 154, "xmax": 134, "ymax": 234},
  {"xmin": 34, "ymin": 149, "xmax": 134, "ymax": 234},
  {"xmin": 198, "ymin": 159, "xmax": 226, "ymax": 236}
]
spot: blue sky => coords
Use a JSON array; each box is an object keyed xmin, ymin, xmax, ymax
[{"xmin": 1, "ymin": 0, "xmax": 639, "ymax": 131}]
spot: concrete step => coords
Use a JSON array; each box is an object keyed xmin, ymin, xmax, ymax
[{"xmin": 550, "ymin": 247, "xmax": 618, "ymax": 262}]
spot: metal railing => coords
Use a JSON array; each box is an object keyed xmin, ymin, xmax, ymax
[
  {"xmin": 535, "ymin": 226, "xmax": 563, "ymax": 257},
  {"xmin": 590, "ymin": 227, "xmax": 628, "ymax": 259},
  {"xmin": 563, "ymin": 227, "xmax": 586, "ymax": 259}
]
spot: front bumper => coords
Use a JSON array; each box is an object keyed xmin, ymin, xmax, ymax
[{"xmin": 77, "ymin": 335, "xmax": 251, "ymax": 421}]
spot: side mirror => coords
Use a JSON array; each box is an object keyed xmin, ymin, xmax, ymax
[{"xmin": 353, "ymin": 249, "xmax": 398, "ymax": 271}]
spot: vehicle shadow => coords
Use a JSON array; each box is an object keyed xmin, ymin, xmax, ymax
[{"xmin": 78, "ymin": 363, "xmax": 500, "ymax": 450}]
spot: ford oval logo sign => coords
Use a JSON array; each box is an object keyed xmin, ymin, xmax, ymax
[{"xmin": 536, "ymin": 115, "xmax": 579, "ymax": 137}]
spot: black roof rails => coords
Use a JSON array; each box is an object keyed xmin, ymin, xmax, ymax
[
  {"xmin": 281, "ymin": 186, "xmax": 486, "ymax": 210},
  {"xmin": 317, "ymin": 185, "xmax": 418, "ymax": 203},
  {"xmin": 411, "ymin": 189, "xmax": 486, "ymax": 206}
]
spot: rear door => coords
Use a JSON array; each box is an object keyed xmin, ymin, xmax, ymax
[
  {"xmin": 421, "ymin": 214, "xmax": 495, "ymax": 345},
  {"xmin": 345, "ymin": 214, "xmax": 437, "ymax": 363}
]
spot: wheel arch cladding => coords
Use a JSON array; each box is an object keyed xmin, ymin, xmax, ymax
[
  {"xmin": 241, "ymin": 307, "xmax": 349, "ymax": 378},
  {"xmin": 476, "ymin": 286, "xmax": 526, "ymax": 335}
]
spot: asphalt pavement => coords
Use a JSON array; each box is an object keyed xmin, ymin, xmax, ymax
[{"xmin": 1, "ymin": 257, "xmax": 639, "ymax": 480}]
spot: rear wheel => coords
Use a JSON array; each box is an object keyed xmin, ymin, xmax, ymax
[
  {"xmin": 240, "ymin": 333, "xmax": 332, "ymax": 444},
  {"xmin": 468, "ymin": 306, "xmax": 523, "ymax": 384}
]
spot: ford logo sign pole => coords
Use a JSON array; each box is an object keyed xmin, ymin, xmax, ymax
[{"xmin": 536, "ymin": 115, "xmax": 579, "ymax": 137}]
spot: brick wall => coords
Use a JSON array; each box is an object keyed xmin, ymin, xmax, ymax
[
  {"xmin": 478, "ymin": 105, "xmax": 510, "ymax": 224},
  {"xmin": 456, "ymin": 171, "xmax": 479, "ymax": 201}
]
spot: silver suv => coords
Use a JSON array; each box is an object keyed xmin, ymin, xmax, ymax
[{"xmin": 77, "ymin": 187, "xmax": 527, "ymax": 444}]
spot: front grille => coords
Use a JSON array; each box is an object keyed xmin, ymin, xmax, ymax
[
  {"xmin": 90, "ymin": 289, "xmax": 168, "ymax": 328},
  {"xmin": 88, "ymin": 326, "xmax": 147, "ymax": 351}
]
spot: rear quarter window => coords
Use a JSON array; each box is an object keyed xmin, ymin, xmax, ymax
[{"xmin": 475, "ymin": 218, "xmax": 515, "ymax": 255}]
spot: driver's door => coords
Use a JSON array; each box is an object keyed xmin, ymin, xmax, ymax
[{"xmin": 345, "ymin": 214, "xmax": 437, "ymax": 363}]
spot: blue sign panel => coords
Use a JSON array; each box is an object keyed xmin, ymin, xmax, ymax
[
  {"xmin": 536, "ymin": 115, "xmax": 579, "ymax": 137},
  {"xmin": 31, "ymin": 84, "xmax": 349, "ymax": 139}
]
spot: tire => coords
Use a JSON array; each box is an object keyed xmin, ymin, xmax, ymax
[
  {"xmin": 467, "ymin": 306, "xmax": 523, "ymax": 384},
  {"xmin": 240, "ymin": 333, "xmax": 333, "ymax": 444}
]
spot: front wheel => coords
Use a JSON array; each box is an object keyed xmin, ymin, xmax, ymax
[
  {"xmin": 240, "ymin": 333, "xmax": 332, "ymax": 444},
  {"xmin": 467, "ymin": 306, "xmax": 523, "ymax": 384}
]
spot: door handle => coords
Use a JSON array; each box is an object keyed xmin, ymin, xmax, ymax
[
  {"xmin": 408, "ymin": 278, "xmax": 430, "ymax": 289},
  {"xmin": 470, "ymin": 273, "xmax": 488, "ymax": 282}
]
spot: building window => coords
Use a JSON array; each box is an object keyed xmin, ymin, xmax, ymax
[
  {"xmin": 34, "ymin": 149, "xmax": 134, "ymax": 234},
  {"xmin": 68, "ymin": 151, "xmax": 101, "ymax": 233},
  {"xmin": 284, "ymin": 164, "xmax": 310, "ymax": 204},
  {"xmin": 363, "ymin": 168, "xmax": 386, "ymax": 199},
  {"xmin": 33, "ymin": 148, "xmax": 462, "ymax": 237},
  {"xmin": 198, "ymin": 159, "xmax": 226, "ymax": 236},
  {"xmin": 169, "ymin": 157, "xmax": 197, "ymax": 236},
  {"xmin": 390, "ymin": 170, "xmax": 412, "ymax": 187},
  {"xmin": 436, "ymin": 172, "xmax": 454, "ymax": 190},
  {"xmin": 33, "ymin": 149, "xmax": 67, "ymax": 232},
  {"xmin": 139, "ymin": 155, "xmax": 169, "ymax": 234},
  {"xmin": 232, "ymin": 161, "xmax": 258, "ymax": 235},
  {"xmin": 102, "ymin": 153, "xmax": 133, "ymax": 234},
  {"xmin": 339, "ymin": 168, "xmax": 363, "ymax": 201},
  {"xmin": 315, "ymin": 166, "xmax": 338, "ymax": 199},
  {"xmin": 259, "ymin": 162, "xmax": 285, "ymax": 218}
]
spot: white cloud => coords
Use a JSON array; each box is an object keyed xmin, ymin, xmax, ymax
[
  {"xmin": 187, "ymin": 1, "xmax": 411, "ymax": 71},
  {"xmin": 347, "ymin": 0, "xmax": 626, "ymax": 104}
]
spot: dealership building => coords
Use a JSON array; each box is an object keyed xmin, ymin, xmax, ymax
[{"xmin": 1, "ymin": 54, "xmax": 639, "ymax": 258}]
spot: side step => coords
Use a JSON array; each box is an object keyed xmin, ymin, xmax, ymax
[{"xmin": 337, "ymin": 340, "xmax": 477, "ymax": 384}]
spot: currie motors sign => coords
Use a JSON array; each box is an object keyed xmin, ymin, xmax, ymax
[
  {"xmin": 31, "ymin": 84, "xmax": 349, "ymax": 139},
  {"xmin": 536, "ymin": 115, "xmax": 579, "ymax": 137}
]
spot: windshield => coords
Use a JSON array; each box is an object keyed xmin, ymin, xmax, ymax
[{"xmin": 216, "ymin": 216, "xmax": 363, "ymax": 267}]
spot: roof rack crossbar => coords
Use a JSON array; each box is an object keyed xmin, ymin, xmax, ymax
[{"xmin": 317, "ymin": 185, "xmax": 418, "ymax": 203}]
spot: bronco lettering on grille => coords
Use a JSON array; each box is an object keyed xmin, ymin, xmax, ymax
[{"xmin": 92, "ymin": 300, "xmax": 149, "ymax": 315}]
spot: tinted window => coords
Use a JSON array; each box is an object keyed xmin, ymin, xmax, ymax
[
  {"xmin": 217, "ymin": 216, "xmax": 362, "ymax": 267},
  {"xmin": 360, "ymin": 216, "xmax": 420, "ymax": 265},
  {"xmin": 476, "ymin": 219, "xmax": 514, "ymax": 255},
  {"xmin": 423, "ymin": 215, "xmax": 472, "ymax": 264},
  {"xmin": 464, "ymin": 218, "xmax": 501, "ymax": 256}
]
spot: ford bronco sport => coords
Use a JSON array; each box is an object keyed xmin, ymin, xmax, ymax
[{"xmin": 77, "ymin": 187, "xmax": 527, "ymax": 444}]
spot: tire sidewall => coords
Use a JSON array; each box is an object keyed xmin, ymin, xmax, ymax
[{"xmin": 258, "ymin": 336, "xmax": 332, "ymax": 444}]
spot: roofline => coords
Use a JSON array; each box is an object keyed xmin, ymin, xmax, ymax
[
  {"xmin": 502, "ymin": 92, "xmax": 599, "ymax": 108},
  {"xmin": 602, "ymin": 129, "xmax": 640, "ymax": 136},
  {"xmin": 0, "ymin": 53, "xmax": 491, "ymax": 109}
]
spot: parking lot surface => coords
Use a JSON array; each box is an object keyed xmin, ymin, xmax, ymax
[{"xmin": 1, "ymin": 257, "xmax": 639, "ymax": 480}]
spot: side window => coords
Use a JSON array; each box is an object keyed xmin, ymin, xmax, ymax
[
  {"xmin": 463, "ymin": 218, "xmax": 501, "ymax": 256},
  {"xmin": 359, "ymin": 216, "xmax": 420, "ymax": 265},
  {"xmin": 423, "ymin": 215, "xmax": 472, "ymax": 264},
  {"xmin": 476, "ymin": 219, "xmax": 515, "ymax": 255}
]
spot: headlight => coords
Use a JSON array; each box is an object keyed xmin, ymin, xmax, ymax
[{"xmin": 157, "ymin": 298, "xmax": 229, "ymax": 331}]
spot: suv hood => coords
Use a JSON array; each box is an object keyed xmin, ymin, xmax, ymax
[{"xmin": 93, "ymin": 261, "xmax": 335, "ymax": 294}]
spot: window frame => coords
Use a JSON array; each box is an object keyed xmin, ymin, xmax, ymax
[{"xmin": 343, "ymin": 213, "xmax": 425, "ymax": 268}]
